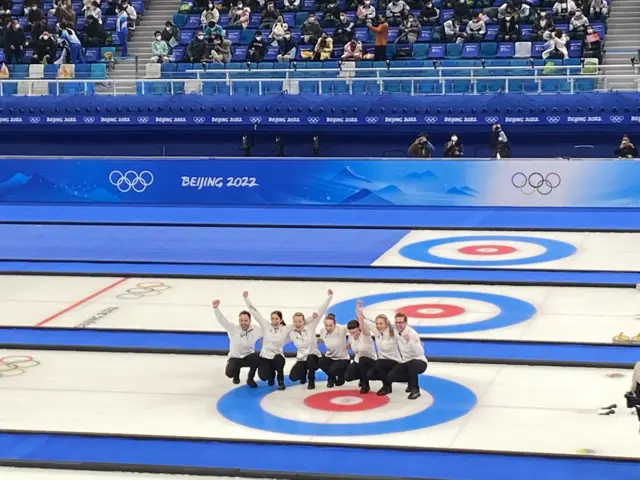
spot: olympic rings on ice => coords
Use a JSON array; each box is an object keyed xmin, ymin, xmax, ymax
[
  {"xmin": 116, "ymin": 282, "xmax": 172, "ymax": 300},
  {"xmin": 0, "ymin": 355, "xmax": 40, "ymax": 378}
]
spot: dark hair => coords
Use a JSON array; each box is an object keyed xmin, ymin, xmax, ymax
[
  {"xmin": 239, "ymin": 310, "xmax": 251, "ymax": 319},
  {"xmin": 325, "ymin": 313, "xmax": 336, "ymax": 323},
  {"xmin": 271, "ymin": 310, "xmax": 285, "ymax": 326},
  {"xmin": 154, "ymin": 30, "xmax": 161, "ymax": 36},
  {"xmin": 347, "ymin": 319, "xmax": 360, "ymax": 330}
]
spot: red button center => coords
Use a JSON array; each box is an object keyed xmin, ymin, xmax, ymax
[
  {"xmin": 304, "ymin": 390, "xmax": 390, "ymax": 412},
  {"xmin": 458, "ymin": 245, "xmax": 517, "ymax": 256},
  {"xmin": 397, "ymin": 303, "xmax": 465, "ymax": 319}
]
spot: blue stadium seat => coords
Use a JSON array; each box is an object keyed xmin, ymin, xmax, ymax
[
  {"xmin": 497, "ymin": 42, "xmax": 515, "ymax": 58},
  {"xmin": 445, "ymin": 43, "xmax": 463, "ymax": 59},
  {"xmin": 428, "ymin": 44, "xmax": 445, "ymax": 59},
  {"xmin": 462, "ymin": 43, "xmax": 479, "ymax": 59}
]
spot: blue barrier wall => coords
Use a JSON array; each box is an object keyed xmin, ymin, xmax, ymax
[{"xmin": 1, "ymin": 157, "xmax": 639, "ymax": 207}]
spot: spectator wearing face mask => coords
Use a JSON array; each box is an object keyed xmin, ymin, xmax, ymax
[
  {"xmin": 452, "ymin": 0, "xmax": 471, "ymax": 22},
  {"xmin": 419, "ymin": 0, "xmax": 440, "ymax": 25},
  {"xmin": 201, "ymin": 3, "xmax": 219, "ymax": 27},
  {"xmin": 85, "ymin": 14, "xmax": 108, "ymax": 46},
  {"xmin": 569, "ymin": 9, "xmax": 588, "ymax": 39},
  {"xmin": 333, "ymin": 13, "xmax": 354, "ymax": 45},
  {"xmin": 283, "ymin": 0, "xmax": 300, "ymax": 11},
  {"xmin": 3, "ymin": 20, "xmax": 25, "ymax": 63},
  {"xmin": 367, "ymin": 13, "xmax": 388, "ymax": 61},
  {"xmin": 542, "ymin": 27, "xmax": 568, "ymax": 60},
  {"xmin": 313, "ymin": 32, "xmax": 333, "ymax": 61},
  {"xmin": 510, "ymin": 0, "xmax": 531, "ymax": 23},
  {"xmin": 31, "ymin": 18, "xmax": 49, "ymax": 40},
  {"xmin": 444, "ymin": 133, "xmax": 464, "ymax": 157},
  {"xmin": 589, "ymin": 0, "xmax": 607, "ymax": 20},
  {"xmin": 55, "ymin": 0, "xmax": 76, "ymax": 26},
  {"xmin": 409, "ymin": 133, "xmax": 435, "ymax": 158},
  {"xmin": 188, "ymin": 30, "xmax": 207, "ymax": 61},
  {"xmin": 552, "ymin": 0, "xmax": 576, "ymax": 21},
  {"xmin": 301, "ymin": 12, "xmax": 322, "ymax": 45},
  {"xmin": 205, "ymin": 19, "xmax": 225, "ymax": 38},
  {"xmin": 26, "ymin": 4, "xmax": 44, "ymax": 31},
  {"xmin": 151, "ymin": 30, "xmax": 170, "ymax": 62},
  {"xmin": 323, "ymin": 0, "xmax": 341, "ymax": 20},
  {"xmin": 491, "ymin": 124, "xmax": 511, "ymax": 158},
  {"xmin": 277, "ymin": 29, "xmax": 296, "ymax": 61},
  {"xmin": 210, "ymin": 33, "xmax": 231, "ymax": 62},
  {"xmin": 341, "ymin": 38, "xmax": 362, "ymax": 61},
  {"xmin": 387, "ymin": 0, "xmax": 409, "ymax": 26},
  {"xmin": 162, "ymin": 21, "xmax": 180, "ymax": 49},
  {"xmin": 497, "ymin": 11, "xmax": 519, "ymax": 42},
  {"xmin": 531, "ymin": 11, "xmax": 554, "ymax": 40},
  {"xmin": 116, "ymin": 4, "xmax": 128, "ymax": 57},
  {"xmin": 466, "ymin": 13, "xmax": 485, "ymax": 42},
  {"xmin": 582, "ymin": 25, "xmax": 602, "ymax": 63},
  {"xmin": 269, "ymin": 16, "xmax": 287, "ymax": 45},
  {"xmin": 443, "ymin": 18, "xmax": 465, "ymax": 43},
  {"xmin": 121, "ymin": 0, "xmax": 136, "ymax": 30},
  {"xmin": 396, "ymin": 13, "xmax": 420, "ymax": 45},
  {"xmin": 31, "ymin": 29, "xmax": 56, "ymax": 63},
  {"xmin": 85, "ymin": 1, "xmax": 102, "ymax": 23},
  {"xmin": 247, "ymin": 30, "xmax": 267, "ymax": 62},
  {"xmin": 615, "ymin": 135, "xmax": 638, "ymax": 159},
  {"xmin": 356, "ymin": 0, "xmax": 376, "ymax": 26},
  {"xmin": 229, "ymin": 2, "xmax": 251, "ymax": 28},
  {"xmin": 259, "ymin": 2, "xmax": 279, "ymax": 29}
]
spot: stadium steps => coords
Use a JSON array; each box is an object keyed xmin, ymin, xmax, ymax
[{"xmin": 603, "ymin": 0, "xmax": 640, "ymax": 90}]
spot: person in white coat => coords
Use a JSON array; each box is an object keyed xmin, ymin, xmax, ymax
[
  {"xmin": 542, "ymin": 28, "xmax": 568, "ymax": 60},
  {"xmin": 344, "ymin": 316, "xmax": 378, "ymax": 394},
  {"xmin": 386, "ymin": 312, "xmax": 428, "ymax": 399},
  {"xmin": 318, "ymin": 313, "xmax": 351, "ymax": 388},
  {"xmin": 626, "ymin": 362, "xmax": 640, "ymax": 428},
  {"xmin": 212, "ymin": 300, "xmax": 262, "ymax": 388},
  {"xmin": 287, "ymin": 290, "xmax": 333, "ymax": 389}
]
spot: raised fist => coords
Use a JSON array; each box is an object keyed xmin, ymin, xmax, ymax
[
  {"xmin": 212, "ymin": 300, "xmax": 220, "ymax": 308},
  {"xmin": 328, "ymin": 289, "xmax": 333, "ymax": 295},
  {"xmin": 243, "ymin": 291, "xmax": 248, "ymax": 298},
  {"xmin": 312, "ymin": 312, "xmax": 319, "ymax": 319}
]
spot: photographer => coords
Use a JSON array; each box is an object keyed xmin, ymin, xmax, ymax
[
  {"xmin": 444, "ymin": 133, "xmax": 463, "ymax": 157},
  {"xmin": 614, "ymin": 134, "xmax": 638, "ymax": 159},
  {"xmin": 409, "ymin": 134, "xmax": 435, "ymax": 158},
  {"xmin": 491, "ymin": 124, "xmax": 511, "ymax": 158}
]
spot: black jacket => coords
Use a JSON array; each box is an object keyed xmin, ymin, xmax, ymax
[
  {"xmin": 3, "ymin": 27, "xmax": 25, "ymax": 49},
  {"xmin": 278, "ymin": 35, "xmax": 296, "ymax": 54},
  {"xmin": 86, "ymin": 20, "xmax": 108, "ymax": 40},
  {"xmin": 32, "ymin": 36, "xmax": 56, "ymax": 59},
  {"xmin": 27, "ymin": 8, "xmax": 45, "ymax": 24},
  {"xmin": 187, "ymin": 37, "xmax": 207, "ymax": 58},
  {"xmin": 499, "ymin": 18, "xmax": 519, "ymax": 35}
]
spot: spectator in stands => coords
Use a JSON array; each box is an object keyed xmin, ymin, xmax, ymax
[
  {"xmin": 259, "ymin": 2, "xmax": 280, "ymax": 29},
  {"xmin": 466, "ymin": 13, "xmax": 485, "ymax": 42},
  {"xmin": 542, "ymin": 27, "xmax": 568, "ymax": 59},
  {"xmin": 31, "ymin": 29, "xmax": 56, "ymax": 63},
  {"xmin": 531, "ymin": 11, "xmax": 554, "ymax": 40},
  {"xmin": 342, "ymin": 38, "xmax": 362, "ymax": 61},
  {"xmin": 396, "ymin": 13, "xmax": 420, "ymax": 45},
  {"xmin": 31, "ymin": 18, "xmax": 49, "ymax": 41},
  {"xmin": 405, "ymin": 0, "xmax": 424, "ymax": 11},
  {"xmin": 84, "ymin": 1, "xmax": 102, "ymax": 23},
  {"xmin": 269, "ymin": 16, "xmax": 288, "ymax": 44},
  {"xmin": 582, "ymin": 25, "xmax": 602, "ymax": 63},
  {"xmin": 121, "ymin": 0, "xmax": 137, "ymax": 31},
  {"xmin": 409, "ymin": 133, "xmax": 435, "ymax": 158},
  {"xmin": 55, "ymin": 0, "xmax": 76, "ymax": 26},
  {"xmin": 313, "ymin": 31, "xmax": 333, "ymax": 60},
  {"xmin": 444, "ymin": 134, "xmax": 464, "ymax": 157},
  {"xmin": 333, "ymin": 13, "xmax": 354, "ymax": 45},
  {"xmin": 386, "ymin": 0, "xmax": 409, "ymax": 26},
  {"xmin": 116, "ymin": 4, "xmax": 128, "ymax": 57},
  {"xmin": 188, "ymin": 30, "xmax": 207, "ymax": 62},
  {"xmin": 229, "ymin": 3, "xmax": 251, "ymax": 28},
  {"xmin": 452, "ymin": 0, "xmax": 471, "ymax": 22},
  {"xmin": 323, "ymin": 0, "xmax": 341, "ymax": 19},
  {"xmin": 589, "ymin": 0, "xmax": 607, "ymax": 20},
  {"xmin": 615, "ymin": 135, "xmax": 638, "ymax": 159},
  {"xmin": 151, "ymin": 30, "xmax": 170, "ymax": 62},
  {"xmin": 497, "ymin": 11, "xmax": 520, "ymax": 42},
  {"xmin": 247, "ymin": 30, "xmax": 267, "ymax": 61},
  {"xmin": 322, "ymin": 11, "xmax": 339, "ymax": 28},
  {"xmin": 491, "ymin": 124, "xmax": 511, "ymax": 158},
  {"xmin": 58, "ymin": 22, "xmax": 84, "ymax": 63},
  {"xmin": 210, "ymin": 33, "xmax": 231, "ymax": 62},
  {"xmin": 569, "ymin": 9, "xmax": 588, "ymax": 39},
  {"xmin": 552, "ymin": 0, "xmax": 576, "ymax": 21},
  {"xmin": 443, "ymin": 18, "xmax": 465, "ymax": 43},
  {"xmin": 301, "ymin": 12, "xmax": 322, "ymax": 44},
  {"xmin": 26, "ymin": 4, "xmax": 45, "ymax": 31},
  {"xmin": 367, "ymin": 13, "xmax": 388, "ymax": 61},
  {"xmin": 283, "ymin": 0, "xmax": 300, "ymax": 11},
  {"xmin": 418, "ymin": 0, "xmax": 439, "ymax": 25},
  {"xmin": 106, "ymin": 0, "xmax": 119, "ymax": 14},
  {"xmin": 201, "ymin": 3, "xmax": 220, "ymax": 27},
  {"xmin": 3, "ymin": 20, "xmax": 25, "ymax": 63},
  {"xmin": 277, "ymin": 29, "xmax": 297, "ymax": 61},
  {"xmin": 162, "ymin": 21, "xmax": 180, "ymax": 49},
  {"xmin": 510, "ymin": 0, "xmax": 532, "ymax": 23},
  {"xmin": 85, "ymin": 15, "xmax": 108, "ymax": 46},
  {"xmin": 356, "ymin": 0, "xmax": 376, "ymax": 26},
  {"xmin": 205, "ymin": 19, "xmax": 226, "ymax": 38}
]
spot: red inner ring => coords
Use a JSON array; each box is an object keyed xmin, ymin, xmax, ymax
[
  {"xmin": 304, "ymin": 390, "xmax": 390, "ymax": 412},
  {"xmin": 397, "ymin": 303, "xmax": 465, "ymax": 319},
  {"xmin": 458, "ymin": 244, "xmax": 517, "ymax": 256}
]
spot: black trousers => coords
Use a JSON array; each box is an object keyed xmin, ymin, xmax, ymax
[
  {"xmin": 345, "ymin": 356, "xmax": 376, "ymax": 389},
  {"xmin": 374, "ymin": 45, "xmax": 386, "ymax": 62},
  {"xmin": 318, "ymin": 356, "xmax": 350, "ymax": 382},
  {"xmin": 387, "ymin": 359, "xmax": 428, "ymax": 392},
  {"xmin": 258, "ymin": 354, "xmax": 285, "ymax": 383},
  {"xmin": 367, "ymin": 358, "xmax": 398, "ymax": 390},
  {"xmin": 289, "ymin": 354, "xmax": 320, "ymax": 382},
  {"xmin": 225, "ymin": 352, "xmax": 260, "ymax": 380}
]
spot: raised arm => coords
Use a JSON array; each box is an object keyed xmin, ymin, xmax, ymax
[
  {"xmin": 242, "ymin": 291, "xmax": 268, "ymax": 328},
  {"xmin": 305, "ymin": 289, "xmax": 333, "ymax": 325},
  {"xmin": 355, "ymin": 299, "xmax": 373, "ymax": 336},
  {"xmin": 211, "ymin": 300, "xmax": 235, "ymax": 333}
]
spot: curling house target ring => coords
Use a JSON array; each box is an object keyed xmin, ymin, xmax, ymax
[
  {"xmin": 458, "ymin": 245, "xmax": 517, "ymax": 256},
  {"xmin": 217, "ymin": 372, "xmax": 477, "ymax": 436},
  {"xmin": 304, "ymin": 390, "xmax": 390, "ymax": 412},
  {"xmin": 399, "ymin": 235, "xmax": 577, "ymax": 266},
  {"xmin": 397, "ymin": 303, "xmax": 465, "ymax": 319},
  {"xmin": 330, "ymin": 291, "xmax": 536, "ymax": 334}
]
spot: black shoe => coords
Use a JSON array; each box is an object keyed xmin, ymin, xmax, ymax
[
  {"xmin": 232, "ymin": 376, "xmax": 240, "ymax": 385},
  {"xmin": 308, "ymin": 378, "xmax": 316, "ymax": 390},
  {"xmin": 376, "ymin": 387, "xmax": 390, "ymax": 396},
  {"xmin": 267, "ymin": 378, "xmax": 275, "ymax": 386},
  {"xmin": 408, "ymin": 391, "xmax": 421, "ymax": 400},
  {"xmin": 277, "ymin": 382, "xmax": 286, "ymax": 391},
  {"xmin": 247, "ymin": 378, "xmax": 257, "ymax": 388},
  {"xmin": 327, "ymin": 377, "xmax": 335, "ymax": 388},
  {"xmin": 335, "ymin": 377, "xmax": 345, "ymax": 387},
  {"xmin": 360, "ymin": 386, "xmax": 370, "ymax": 394},
  {"xmin": 405, "ymin": 386, "xmax": 411, "ymax": 393}
]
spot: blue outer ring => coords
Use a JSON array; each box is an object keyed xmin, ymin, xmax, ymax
[
  {"xmin": 216, "ymin": 373, "xmax": 477, "ymax": 436},
  {"xmin": 399, "ymin": 235, "xmax": 577, "ymax": 266},
  {"xmin": 330, "ymin": 291, "xmax": 536, "ymax": 334}
]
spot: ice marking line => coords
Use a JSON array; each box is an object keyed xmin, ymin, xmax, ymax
[{"xmin": 35, "ymin": 277, "xmax": 129, "ymax": 326}]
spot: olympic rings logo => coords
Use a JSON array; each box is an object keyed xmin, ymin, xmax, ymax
[
  {"xmin": 365, "ymin": 116, "xmax": 379, "ymax": 124},
  {"xmin": 194, "ymin": 117, "xmax": 205, "ymax": 124},
  {"xmin": 249, "ymin": 117, "xmax": 263, "ymax": 124},
  {"xmin": 109, "ymin": 170, "xmax": 154, "ymax": 193},
  {"xmin": 484, "ymin": 116, "xmax": 498, "ymax": 124},
  {"xmin": 307, "ymin": 117, "xmax": 320, "ymax": 124},
  {"xmin": 116, "ymin": 281, "xmax": 171, "ymax": 300},
  {"xmin": 511, "ymin": 172, "xmax": 561, "ymax": 196},
  {"xmin": 424, "ymin": 116, "xmax": 438, "ymax": 124},
  {"xmin": 0, "ymin": 356, "xmax": 40, "ymax": 378}
]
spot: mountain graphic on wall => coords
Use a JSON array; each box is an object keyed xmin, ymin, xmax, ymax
[
  {"xmin": 446, "ymin": 186, "xmax": 479, "ymax": 197},
  {"xmin": 0, "ymin": 173, "xmax": 120, "ymax": 202},
  {"xmin": 399, "ymin": 170, "xmax": 442, "ymax": 193},
  {"xmin": 340, "ymin": 188, "xmax": 394, "ymax": 205},
  {"xmin": 332, "ymin": 167, "xmax": 375, "ymax": 186}
]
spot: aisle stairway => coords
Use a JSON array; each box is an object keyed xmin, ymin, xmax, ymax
[{"xmin": 602, "ymin": 0, "xmax": 640, "ymax": 90}]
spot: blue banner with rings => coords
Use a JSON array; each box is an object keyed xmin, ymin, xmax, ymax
[
  {"xmin": 0, "ymin": 113, "xmax": 635, "ymax": 126},
  {"xmin": 0, "ymin": 157, "xmax": 639, "ymax": 207}
]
